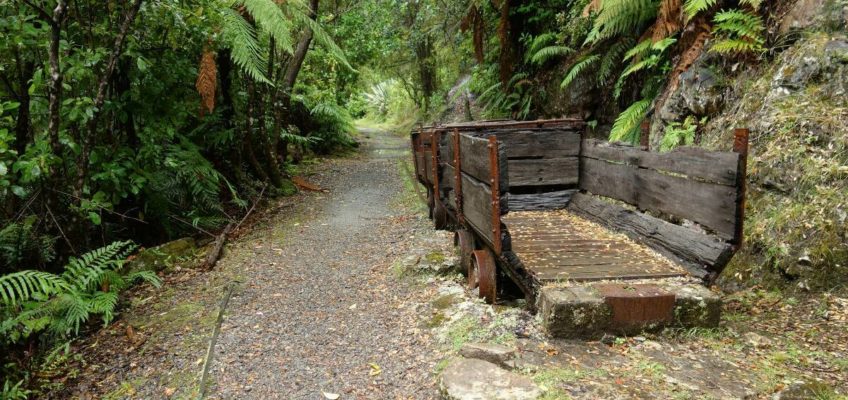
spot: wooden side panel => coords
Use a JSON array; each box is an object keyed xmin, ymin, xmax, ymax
[
  {"xmin": 582, "ymin": 139, "xmax": 740, "ymax": 186},
  {"xmin": 579, "ymin": 157, "xmax": 737, "ymax": 239},
  {"xmin": 458, "ymin": 134, "xmax": 492, "ymax": 183},
  {"xmin": 495, "ymin": 129, "xmax": 582, "ymax": 158},
  {"xmin": 508, "ymin": 190, "xmax": 576, "ymax": 211},
  {"xmin": 422, "ymin": 150, "xmax": 433, "ymax": 183},
  {"xmin": 462, "ymin": 173, "xmax": 495, "ymax": 246},
  {"xmin": 567, "ymin": 193, "xmax": 735, "ymax": 277},
  {"xmin": 509, "ymin": 158, "xmax": 579, "ymax": 187}
]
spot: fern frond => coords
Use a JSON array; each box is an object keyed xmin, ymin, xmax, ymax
[
  {"xmin": 610, "ymin": 97, "xmax": 654, "ymax": 144},
  {"xmin": 526, "ymin": 32, "xmax": 558, "ymax": 57},
  {"xmin": 220, "ymin": 8, "xmax": 270, "ymax": 84},
  {"xmin": 587, "ymin": 0, "xmax": 661, "ymax": 43},
  {"xmin": 62, "ymin": 241, "xmax": 136, "ymax": 292},
  {"xmin": 125, "ymin": 271, "xmax": 163, "ymax": 289},
  {"xmin": 0, "ymin": 271, "xmax": 68, "ymax": 305},
  {"xmin": 89, "ymin": 291, "xmax": 119, "ymax": 326},
  {"xmin": 598, "ymin": 39, "xmax": 633, "ymax": 84},
  {"xmin": 530, "ymin": 45, "xmax": 574, "ymax": 65},
  {"xmin": 710, "ymin": 9, "xmax": 765, "ymax": 54},
  {"xmin": 709, "ymin": 38, "xmax": 762, "ymax": 54},
  {"xmin": 624, "ymin": 38, "xmax": 653, "ymax": 61},
  {"xmin": 238, "ymin": 0, "xmax": 295, "ymax": 53},
  {"xmin": 683, "ymin": 0, "xmax": 717, "ymax": 20},
  {"xmin": 561, "ymin": 54, "xmax": 600, "ymax": 89}
]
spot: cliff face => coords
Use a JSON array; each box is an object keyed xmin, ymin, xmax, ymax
[{"xmin": 659, "ymin": 0, "xmax": 847, "ymax": 291}]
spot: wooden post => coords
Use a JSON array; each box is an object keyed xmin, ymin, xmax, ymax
[
  {"xmin": 732, "ymin": 128, "xmax": 749, "ymax": 248},
  {"xmin": 640, "ymin": 120, "xmax": 650, "ymax": 151},
  {"xmin": 488, "ymin": 135, "xmax": 502, "ymax": 255},
  {"xmin": 453, "ymin": 129, "xmax": 464, "ymax": 224}
]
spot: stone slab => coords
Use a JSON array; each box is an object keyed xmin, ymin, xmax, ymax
[
  {"xmin": 539, "ymin": 282, "xmax": 722, "ymax": 338},
  {"xmin": 440, "ymin": 358, "xmax": 542, "ymax": 400}
]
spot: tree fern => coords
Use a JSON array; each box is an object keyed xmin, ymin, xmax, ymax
[
  {"xmin": 609, "ymin": 97, "xmax": 654, "ymax": 144},
  {"xmin": 238, "ymin": 0, "xmax": 295, "ymax": 54},
  {"xmin": 220, "ymin": 8, "xmax": 270, "ymax": 84},
  {"xmin": 561, "ymin": 54, "xmax": 600, "ymax": 89},
  {"xmin": 289, "ymin": 6, "xmax": 353, "ymax": 71}
]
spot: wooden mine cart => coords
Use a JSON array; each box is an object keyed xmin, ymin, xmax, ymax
[{"xmin": 410, "ymin": 119, "xmax": 749, "ymax": 336}]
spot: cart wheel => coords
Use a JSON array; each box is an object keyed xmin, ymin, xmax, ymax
[
  {"xmin": 456, "ymin": 230, "xmax": 474, "ymax": 275},
  {"xmin": 433, "ymin": 201, "xmax": 448, "ymax": 230},
  {"xmin": 472, "ymin": 249, "xmax": 497, "ymax": 304}
]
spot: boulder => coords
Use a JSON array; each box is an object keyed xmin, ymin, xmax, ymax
[{"xmin": 440, "ymin": 358, "xmax": 542, "ymax": 400}]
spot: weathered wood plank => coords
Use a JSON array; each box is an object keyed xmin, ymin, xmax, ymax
[
  {"xmin": 579, "ymin": 157, "xmax": 737, "ymax": 238},
  {"xmin": 494, "ymin": 129, "xmax": 582, "ymax": 158},
  {"xmin": 422, "ymin": 150, "xmax": 433, "ymax": 183},
  {"xmin": 582, "ymin": 139, "xmax": 740, "ymax": 186},
  {"xmin": 461, "ymin": 172, "xmax": 495, "ymax": 246},
  {"xmin": 507, "ymin": 189, "xmax": 575, "ymax": 211},
  {"xmin": 509, "ymin": 158, "xmax": 579, "ymax": 187},
  {"xmin": 457, "ymin": 134, "xmax": 509, "ymax": 192},
  {"xmin": 567, "ymin": 193, "xmax": 735, "ymax": 277}
]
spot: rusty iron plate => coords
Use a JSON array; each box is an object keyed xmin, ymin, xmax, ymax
[{"xmin": 594, "ymin": 284, "xmax": 675, "ymax": 328}]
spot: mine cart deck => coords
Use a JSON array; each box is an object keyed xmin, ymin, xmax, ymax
[
  {"xmin": 504, "ymin": 210, "xmax": 686, "ymax": 282},
  {"xmin": 410, "ymin": 119, "xmax": 749, "ymax": 337}
]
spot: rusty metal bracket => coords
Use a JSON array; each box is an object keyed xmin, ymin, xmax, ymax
[
  {"xmin": 488, "ymin": 136, "xmax": 502, "ymax": 255},
  {"xmin": 732, "ymin": 128, "xmax": 749, "ymax": 248},
  {"xmin": 452, "ymin": 129, "xmax": 464, "ymax": 225}
]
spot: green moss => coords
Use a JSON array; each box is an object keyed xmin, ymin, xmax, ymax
[
  {"xmin": 432, "ymin": 294, "xmax": 460, "ymax": 310},
  {"xmin": 425, "ymin": 251, "xmax": 446, "ymax": 264}
]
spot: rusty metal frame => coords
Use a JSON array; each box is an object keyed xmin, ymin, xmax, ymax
[
  {"xmin": 732, "ymin": 128, "xmax": 749, "ymax": 248},
  {"xmin": 452, "ymin": 129, "xmax": 464, "ymax": 225},
  {"xmin": 488, "ymin": 135, "xmax": 502, "ymax": 255}
]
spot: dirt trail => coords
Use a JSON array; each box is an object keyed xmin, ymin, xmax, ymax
[
  {"xmin": 57, "ymin": 128, "xmax": 448, "ymax": 400},
  {"xmin": 208, "ymin": 129, "xmax": 441, "ymax": 399}
]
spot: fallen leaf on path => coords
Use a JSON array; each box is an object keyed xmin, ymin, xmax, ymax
[
  {"xmin": 321, "ymin": 391, "xmax": 340, "ymax": 399},
  {"xmin": 293, "ymin": 176, "xmax": 325, "ymax": 192},
  {"xmin": 369, "ymin": 363, "xmax": 382, "ymax": 376}
]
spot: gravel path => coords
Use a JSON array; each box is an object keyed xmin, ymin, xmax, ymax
[{"xmin": 208, "ymin": 129, "xmax": 441, "ymax": 399}]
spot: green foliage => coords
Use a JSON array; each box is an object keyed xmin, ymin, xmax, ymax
[
  {"xmin": 477, "ymin": 72, "xmax": 535, "ymax": 120},
  {"xmin": 561, "ymin": 54, "xmax": 600, "ymax": 89},
  {"xmin": 682, "ymin": 0, "xmax": 719, "ymax": 20},
  {"xmin": 710, "ymin": 10, "xmax": 765, "ymax": 54},
  {"xmin": 660, "ymin": 116, "xmax": 703, "ymax": 151},
  {"xmin": 527, "ymin": 33, "xmax": 574, "ymax": 65},
  {"xmin": 0, "ymin": 218, "xmax": 56, "ymax": 272},
  {"xmin": 0, "ymin": 241, "xmax": 161, "ymax": 344},
  {"xmin": 609, "ymin": 97, "xmax": 654, "ymax": 144},
  {"xmin": 586, "ymin": 0, "xmax": 660, "ymax": 43},
  {"xmin": 1, "ymin": 379, "xmax": 28, "ymax": 400}
]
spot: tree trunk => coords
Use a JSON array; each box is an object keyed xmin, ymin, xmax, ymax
[
  {"xmin": 14, "ymin": 54, "xmax": 34, "ymax": 155},
  {"xmin": 245, "ymin": 79, "xmax": 269, "ymax": 182},
  {"xmin": 280, "ymin": 0, "xmax": 319, "ymax": 111},
  {"xmin": 46, "ymin": 1, "xmax": 67, "ymax": 160}
]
